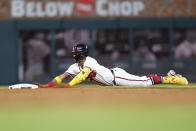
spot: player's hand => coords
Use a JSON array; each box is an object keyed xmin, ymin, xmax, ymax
[
  {"xmin": 35, "ymin": 81, "xmax": 55, "ymax": 88},
  {"xmin": 34, "ymin": 82, "xmax": 51, "ymax": 88},
  {"xmin": 87, "ymin": 71, "xmax": 96, "ymax": 80},
  {"xmin": 89, "ymin": 71, "xmax": 96, "ymax": 77}
]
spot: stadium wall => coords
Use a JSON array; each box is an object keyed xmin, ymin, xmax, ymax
[
  {"xmin": 0, "ymin": 20, "xmax": 18, "ymax": 84},
  {"xmin": 0, "ymin": 18, "xmax": 196, "ymax": 84}
]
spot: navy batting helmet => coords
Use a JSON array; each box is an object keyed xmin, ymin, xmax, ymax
[{"xmin": 72, "ymin": 44, "xmax": 88, "ymax": 62}]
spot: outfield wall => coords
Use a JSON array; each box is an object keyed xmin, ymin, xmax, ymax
[{"xmin": 0, "ymin": 18, "xmax": 196, "ymax": 84}]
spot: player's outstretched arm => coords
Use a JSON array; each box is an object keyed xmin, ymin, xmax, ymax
[
  {"xmin": 34, "ymin": 73, "xmax": 70, "ymax": 88},
  {"xmin": 67, "ymin": 67, "xmax": 91, "ymax": 87}
]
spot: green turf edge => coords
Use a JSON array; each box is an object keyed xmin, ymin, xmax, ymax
[
  {"xmin": 0, "ymin": 85, "xmax": 9, "ymax": 89},
  {"xmin": 101, "ymin": 83, "xmax": 196, "ymax": 89}
]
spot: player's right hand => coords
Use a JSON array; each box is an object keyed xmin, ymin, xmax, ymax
[{"xmin": 34, "ymin": 82, "xmax": 50, "ymax": 88}]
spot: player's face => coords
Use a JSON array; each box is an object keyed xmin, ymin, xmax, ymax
[
  {"xmin": 72, "ymin": 52, "xmax": 81, "ymax": 62},
  {"xmin": 72, "ymin": 51, "xmax": 86, "ymax": 64}
]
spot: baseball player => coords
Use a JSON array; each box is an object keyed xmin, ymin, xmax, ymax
[{"xmin": 34, "ymin": 44, "xmax": 188, "ymax": 88}]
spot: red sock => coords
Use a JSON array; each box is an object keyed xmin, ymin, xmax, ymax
[
  {"xmin": 150, "ymin": 76, "xmax": 162, "ymax": 84},
  {"xmin": 147, "ymin": 74, "xmax": 155, "ymax": 77}
]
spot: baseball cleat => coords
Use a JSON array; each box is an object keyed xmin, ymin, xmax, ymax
[{"xmin": 162, "ymin": 75, "xmax": 188, "ymax": 85}]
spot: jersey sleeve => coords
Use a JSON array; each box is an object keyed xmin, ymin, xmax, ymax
[
  {"xmin": 64, "ymin": 64, "xmax": 80, "ymax": 76},
  {"xmin": 83, "ymin": 57, "xmax": 98, "ymax": 71}
]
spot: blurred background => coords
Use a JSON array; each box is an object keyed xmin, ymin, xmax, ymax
[{"xmin": 0, "ymin": 0, "xmax": 196, "ymax": 84}]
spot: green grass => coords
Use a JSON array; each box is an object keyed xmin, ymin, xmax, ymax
[
  {"xmin": 101, "ymin": 83, "xmax": 196, "ymax": 89},
  {"xmin": 0, "ymin": 85, "xmax": 9, "ymax": 89},
  {"xmin": 0, "ymin": 106, "xmax": 196, "ymax": 131}
]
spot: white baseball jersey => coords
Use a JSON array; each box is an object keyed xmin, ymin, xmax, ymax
[{"xmin": 65, "ymin": 56, "xmax": 152, "ymax": 86}]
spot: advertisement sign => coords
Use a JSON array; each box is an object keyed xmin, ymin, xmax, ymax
[{"xmin": 0, "ymin": 0, "xmax": 195, "ymax": 19}]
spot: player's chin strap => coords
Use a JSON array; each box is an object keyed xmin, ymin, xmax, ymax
[{"xmin": 69, "ymin": 67, "xmax": 91, "ymax": 86}]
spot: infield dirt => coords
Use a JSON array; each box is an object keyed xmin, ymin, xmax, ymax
[{"xmin": 1, "ymin": 86, "xmax": 196, "ymax": 108}]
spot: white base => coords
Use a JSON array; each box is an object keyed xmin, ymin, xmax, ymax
[{"xmin": 9, "ymin": 84, "xmax": 38, "ymax": 89}]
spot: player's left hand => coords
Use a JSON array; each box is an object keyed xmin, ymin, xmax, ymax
[{"xmin": 34, "ymin": 82, "xmax": 51, "ymax": 88}]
